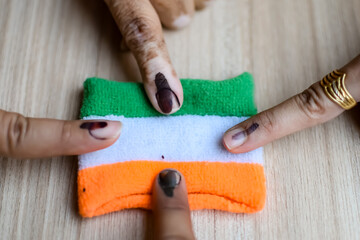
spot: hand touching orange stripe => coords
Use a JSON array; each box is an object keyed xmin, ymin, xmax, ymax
[{"xmin": 78, "ymin": 161, "xmax": 266, "ymax": 217}]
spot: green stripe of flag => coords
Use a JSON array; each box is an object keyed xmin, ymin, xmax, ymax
[{"xmin": 80, "ymin": 72, "xmax": 257, "ymax": 118}]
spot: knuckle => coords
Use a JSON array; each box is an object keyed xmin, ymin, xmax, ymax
[
  {"xmin": 60, "ymin": 121, "xmax": 72, "ymax": 145},
  {"xmin": 4, "ymin": 113, "xmax": 29, "ymax": 157},
  {"xmin": 122, "ymin": 16, "xmax": 156, "ymax": 49},
  {"xmin": 294, "ymin": 85, "xmax": 326, "ymax": 122},
  {"xmin": 195, "ymin": 0, "xmax": 209, "ymax": 10},
  {"xmin": 155, "ymin": 1, "xmax": 193, "ymax": 30},
  {"xmin": 257, "ymin": 110, "xmax": 276, "ymax": 135}
]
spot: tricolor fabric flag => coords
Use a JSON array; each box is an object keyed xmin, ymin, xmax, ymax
[{"xmin": 78, "ymin": 72, "xmax": 266, "ymax": 218}]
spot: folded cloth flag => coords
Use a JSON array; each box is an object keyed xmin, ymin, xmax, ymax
[{"xmin": 78, "ymin": 72, "xmax": 266, "ymax": 218}]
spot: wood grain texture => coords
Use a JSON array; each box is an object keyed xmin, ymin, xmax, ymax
[{"xmin": 1, "ymin": 0, "xmax": 360, "ymax": 239}]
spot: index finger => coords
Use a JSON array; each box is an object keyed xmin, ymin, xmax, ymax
[
  {"xmin": 0, "ymin": 110, "xmax": 122, "ymax": 158},
  {"xmin": 223, "ymin": 55, "xmax": 360, "ymax": 153},
  {"xmin": 152, "ymin": 169, "xmax": 195, "ymax": 240},
  {"xmin": 104, "ymin": 0, "xmax": 183, "ymax": 115}
]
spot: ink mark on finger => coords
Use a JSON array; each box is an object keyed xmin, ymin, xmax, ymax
[
  {"xmin": 245, "ymin": 123, "xmax": 259, "ymax": 135},
  {"xmin": 231, "ymin": 123, "xmax": 259, "ymax": 141},
  {"xmin": 158, "ymin": 170, "xmax": 181, "ymax": 197},
  {"xmin": 80, "ymin": 122, "xmax": 108, "ymax": 140},
  {"xmin": 155, "ymin": 72, "xmax": 180, "ymax": 114},
  {"xmin": 232, "ymin": 130, "xmax": 246, "ymax": 140}
]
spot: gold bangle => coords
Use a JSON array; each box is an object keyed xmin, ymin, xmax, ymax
[{"xmin": 320, "ymin": 70, "xmax": 357, "ymax": 110}]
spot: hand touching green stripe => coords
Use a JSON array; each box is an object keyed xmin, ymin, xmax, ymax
[{"xmin": 80, "ymin": 73, "xmax": 257, "ymax": 118}]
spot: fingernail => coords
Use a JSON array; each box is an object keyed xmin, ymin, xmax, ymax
[
  {"xmin": 155, "ymin": 72, "xmax": 180, "ymax": 114},
  {"xmin": 80, "ymin": 121, "xmax": 122, "ymax": 140},
  {"xmin": 158, "ymin": 169, "xmax": 181, "ymax": 197},
  {"xmin": 223, "ymin": 127, "xmax": 247, "ymax": 150},
  {"xmin": 223, "ymin": 123, "xmax": 259, "ymax": 150},
  {"xmin": 156, "ymin": 89, "xmax": 180, "ymax": 114}
]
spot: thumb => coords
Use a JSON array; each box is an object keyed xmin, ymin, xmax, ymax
[
  {"xmin": 152, "ymin": 169, "xmax": 195, "ymax": 240},
  {"xmin": 105, "ymin": 0, "xmax": 183, "ymax": 114},
  {"xmin": 0, "ymin": 110, "xmax": 122, "ymax": 159}
]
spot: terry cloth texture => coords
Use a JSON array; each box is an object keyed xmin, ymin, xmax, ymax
[{"xmin": 78, "ymin": 72, "xmax": 266, "ymax": 218}]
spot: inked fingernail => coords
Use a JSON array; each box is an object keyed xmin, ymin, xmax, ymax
[
  {"xmin": 80, "ymin": 121, "xmax": 122, "ymax": 140},
  {"xmin": 155, "ymin": 72, "xmax": 180, "ymax": 114},
  {"xmin": 158, "ymin": 170, "xmax": 181, "ymax": 197},
  {"xmin": 223, "ymin": 123, "xmax": 259, "ymax": 150}
]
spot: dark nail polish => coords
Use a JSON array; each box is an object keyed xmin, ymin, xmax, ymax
[
  {"xmin": 158, "ymin": 170, "xmax": 181, "ymax": 197},
  {"xmin": 155, "ymin": 72, "xmax": 180, "ymax": 114}
]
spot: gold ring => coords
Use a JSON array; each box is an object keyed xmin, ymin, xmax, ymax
[{"xmin": 320, "ymin": 69, "xmax": 357, "ymax": 110}]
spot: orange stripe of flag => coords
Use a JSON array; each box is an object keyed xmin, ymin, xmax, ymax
[{"xmin": 78, "ymin": 161, "xmax": 266, "ymax": 217}]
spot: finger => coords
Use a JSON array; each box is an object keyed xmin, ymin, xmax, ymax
[
  {"xmin": 0, "ymin": 110, "xmax": 122, "ymax": 158},
  {"xmin": 119, "ymin": 34, "xmax": 129, "ymax": 51},
  {"xmin": 104, "ymin": 0, "xmax": 183, "ymax": 115},
  {"xmin": 223, "ymin": 55, "xmax": 360, "ymax": 153},
  {"xmin": 194, "ymin": 0, "xmax": 211, "ymax": 10},
  {"xmin": 152, "ymin": 169, "xmax": 195, "ymax": 240},
  {"xmin": 151, "ymin": 0, "xmax": 195, "ymax": 29}
]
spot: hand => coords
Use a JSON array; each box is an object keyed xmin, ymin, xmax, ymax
[
  {"xmin": 223, "ymin": 54, "xmax": 360, "ymax": 153},
  {"xmin": 104, "ymin": 0, "xmax": 209, "ymax": 114},
  {"xmin": 0, "ymin": 110, "xmax": 122, "ymax": 158},
  {"xmin": 152, "ymin": 169, "xmax": 195, "ymax": 240}
]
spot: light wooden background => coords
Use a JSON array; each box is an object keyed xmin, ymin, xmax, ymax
[{"xmin": 1, "ymin": 0, "xmax": 360, "ymax": 239}]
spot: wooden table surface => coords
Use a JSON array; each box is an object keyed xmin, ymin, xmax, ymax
[{"xmin": 1, "ymin": 0, "xmax": 360, "ymax": 239}]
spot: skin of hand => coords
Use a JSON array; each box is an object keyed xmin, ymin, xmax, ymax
[
  {"xmin": 0, "ymin": 113, "xmax": 195, "ymax": 238},
  {"xmin": 1, "ymin": 0, "xmax": 213, "ymax": 156},
  {"xmin": 152, "ymin": 169, "xmax": 195, "ymax": 240},
  {"xmin": 5, "ymin": 1, "xmax": 358, "ymax": 236},
  {"xmin": 103, "ymin": 0, "xmax": 210, "ymax": 115},
  {"xmin": 0, "ymin": 0, "xmax": 208, "ymax": 234},
  {"xmin": 0, "ymin": 111, "xmax": 122, "ymax": 158},
  {"xmin": 223, "ymin": 54, "xmax": 360, "ymax": 153},
  {"xmin": 0, "ymin": 0, "xmax": 212, "ymax": 156}
]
